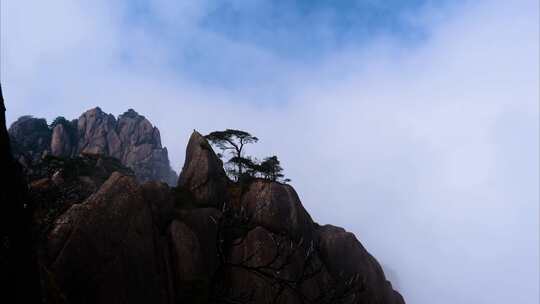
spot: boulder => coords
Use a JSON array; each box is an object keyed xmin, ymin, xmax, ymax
[
  {"xmin": 141, "ymin": 181, "xmax": 176, "ymax": 231},
  {"xmin": 240, "ymin": 179, "xmax": 314, "ymax": 240},
  {"xmin": 316, "ymin": 224, "xmax": 405, "ymax": 304},
  {"xmin": 226, "ymin": 226, "xmax": 330, "ymax": 304},
  {"xmin": 226, "ymin": 226, "xmax": 290, "ymax": 303},
  {"xmin": 167, "ymin": 220, "xmax": 207, "ymax": 302},
  {"xmin": 176, "ymin": 207, "xmax": 222, "ymax": 277},
  {"xmin": 45, "ymin": 173, "xmax": 169, "ymax": 304},
  {"xmin": 177, "ymin": 131, "xmax": 229, "ymax": 208}
]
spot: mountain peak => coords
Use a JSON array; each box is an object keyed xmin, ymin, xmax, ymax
[
  {"xmin": 10, "ymin": 107, "xmax": 177, "ymax": 185},
  {"xmin": 119, "ymin": 108, "xmax": 143, "ymax": 119},
  {"xmin": 177, "ymin": 129, "xmax": 228, "ymax": 208}
]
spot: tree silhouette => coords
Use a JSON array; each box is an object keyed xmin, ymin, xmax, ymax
[
  {"xmin": 258, "ymin": 156, "xmax": 284, "ymax": 182},
  {"xmin": 206, "ymin": 130, "xmax": 291, "ymax": 183},
  {"xmin": 206, "ymin": 129, "xmax": 258, "ymax": 181}
]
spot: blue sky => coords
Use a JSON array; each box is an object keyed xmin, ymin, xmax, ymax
[
  {"xmin": 1, "ymin": 1, "xmax": 539, "ymax": 304},
  {"xmin": 171, "ymin": 0, "xmax": 430, "ymax": 54},
  {"xmin": 112, "ymin": 0, "xmax": 459, "ymax": 87},
  {"xmin": 129, "ymin": 0, "xmax": 433, "ymax": 49}
]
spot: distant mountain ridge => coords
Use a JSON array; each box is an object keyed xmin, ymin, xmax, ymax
[{"xmin": 9, "ymin": 107, "xmax": 177, "ymax": 185}]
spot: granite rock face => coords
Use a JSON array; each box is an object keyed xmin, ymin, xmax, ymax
[
  {"xmin": 44, "ymin": 173, "xmax": 170, "ymax": 304},
  {"xmin": 51, "ymin": 124, "xmax": 74, "ymax": 157},
  {"xmin": 177, "ymin": 131, "xmax": 229, "ymax": 208},
  {"xmin": 239, "ymin": 179, "xmax": 314, "ymax": 240},
  {"xmin": 28, "ymin": 153, "xmax": 135, "ymax": 237},
  {"xmin": 316, "ymin": 225, "xmax": 405, "ymax": 304},
  {"xmin": 76, "ymin": 107, "xmax": 120, "ymax": 156},
  {"xmin": 9, "ymin": 107, "xmax": 177, "ymax": 185}
]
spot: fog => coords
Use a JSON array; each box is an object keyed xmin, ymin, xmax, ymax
[{"xmin": 2, "ymin": 0, "xmax": 538, "ymax": 303}]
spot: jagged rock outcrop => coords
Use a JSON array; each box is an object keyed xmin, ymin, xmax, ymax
[
  {"xmin": 51, "ymin": 123, "xmax": 75, "ymax": 157},
  {"xmin": 9, "ymin": 115, "xmax": 52, "ymax": 165},
  {"xmin": 116, "ymin": 109, "xmax": 175, "ymax": 184},
  {"xmin": 77, "ymin": 107, "xmax": 120, "ymax": 156},
  {"xmin": 177, "ymin": 131, "xmax": 229, "ymax": 208},
  {"xmin": 9, "ymin": 107, "xmax": 177, "ymax": 185}
]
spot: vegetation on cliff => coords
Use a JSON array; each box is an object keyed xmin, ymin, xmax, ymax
[{"xmin": 206, "ymin": 129, "xmax": 290, "ymax": 183}]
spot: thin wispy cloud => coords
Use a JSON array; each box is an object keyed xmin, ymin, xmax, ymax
[{"xmin": 2, "ymin": 0, "xmax": 538, "ymax": 303}]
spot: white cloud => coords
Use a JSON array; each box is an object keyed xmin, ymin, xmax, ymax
[{"xmin": 2, "ymin": 0, "xmax": 538, "ymax": 303}]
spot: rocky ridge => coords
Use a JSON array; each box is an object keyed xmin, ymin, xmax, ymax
[
  {"xmin": 3, "ymin": 91, "xmax": 405, "ymax": 303},
  {"xmin": 9, "ymin": 107, "xmax": 177, "ymax": 185},
  {"xmin": 34, "ymin": 130, "xmax": 405, "ymax": 304}
]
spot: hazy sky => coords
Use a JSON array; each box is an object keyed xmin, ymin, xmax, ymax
[{"xmin": 2, "ymin": 0, "xmax": 538, "ymax": 303}]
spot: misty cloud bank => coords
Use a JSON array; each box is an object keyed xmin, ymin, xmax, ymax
[{"xmin": 2, "ymin": 0, "xmax": 538, "ymax": 303}]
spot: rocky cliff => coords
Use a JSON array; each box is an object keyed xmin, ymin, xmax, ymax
[
  {"xmin": 29, "ymin": 130, "xmax": 405, "ymax": 304},
  {"xmin": 4, "ymin": 92, "xmax": 404, "ymax": 303},
  {"xmin": 9, "ymin": 107, "xmax": 177, "ymax": 185}
]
